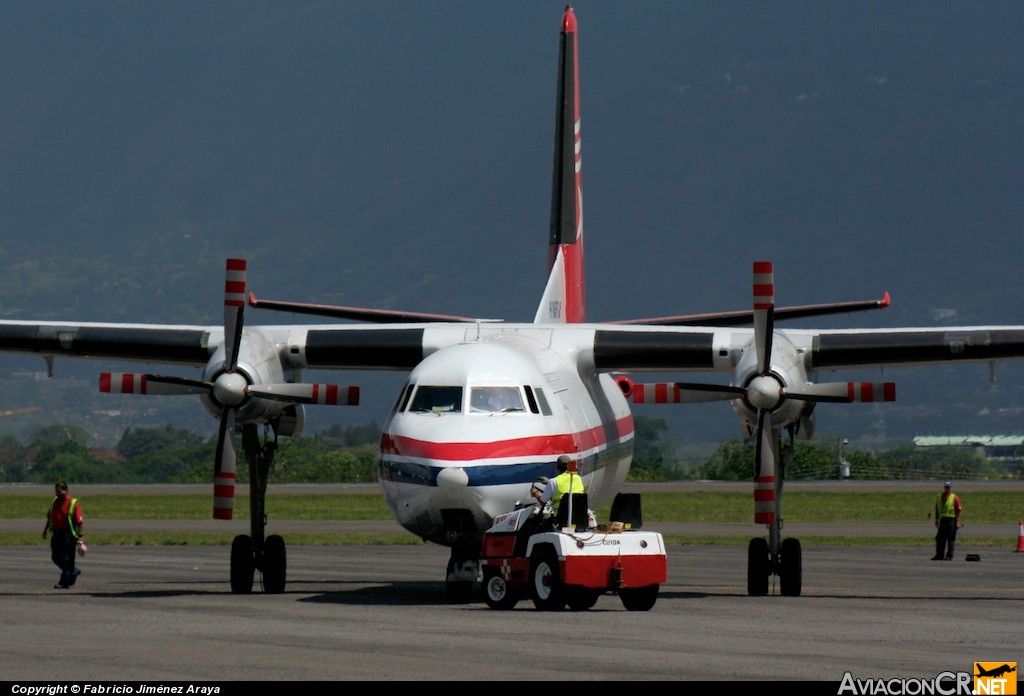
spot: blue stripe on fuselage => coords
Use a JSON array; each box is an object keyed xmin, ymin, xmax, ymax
[{"xmin": 378, "ymin": 455, "xmax": 612, "ymax": 488}]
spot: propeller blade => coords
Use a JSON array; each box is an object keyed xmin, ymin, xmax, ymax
[
  {"xmin": 753, "ymin": 409, "xmax": 771, "ymax": 478},
  {"xmin": 100, "ymin": 372, "xmax": 211, "ymax": 396},
  {"xmin": 674, "ymin": 382, "xmax": 745, "ymax": 402},
  {"xmin": 247, "ymin": 383, "xmax": 360, "ymax": 405},
  {"xmin": 783, "ymin": 381, "xmax": 896, "ymax": 403},
  {"xmin": 223, "ymin": 258, "xmax": 247, "ymax": 371},
  {"xmin": 630, "ymin": 382, "xmax": 744, "ymax": 404},
  {"xmin": 212, "ymin": 407, "xmax": 237, "ymax": 520},
  {"xmin": 753, "ymin": 409, "xmax": 777, "ymax": 525},
  {"xmin": 752, "ymin": 261, "xmax": 774, "ymax": 374}
]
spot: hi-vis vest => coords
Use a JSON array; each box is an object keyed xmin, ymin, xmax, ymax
[
  {"xmin": 552, "ymin": 472, "xmax": 584, "ymax": 503},
  {"xmin": 936, "ymin": 493, "xmax": 957, "ymax": 519},
  {"xmin": 48, "ymin": 497, "xmax": 81, "ymax": 539}
]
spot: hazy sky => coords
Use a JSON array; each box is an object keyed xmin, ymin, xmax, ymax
[{"xmin": 1, "ymin": 1, "xmax": 1022, "ymax": 444}]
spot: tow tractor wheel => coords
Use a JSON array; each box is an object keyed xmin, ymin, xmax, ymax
[
  {"xmin": 780, "ymin": 537, "xmax": 802, "ymax": 597},
  {"xmin": 262, "ymin": 534, "xmax": 287, "ymax": 594},
  {"xmin": 483, "ymin": 567, "xmax": 519, "ymax": 610},
  {"xmin": 565, "ymin": 586, "xmax": 601, "ymax": 611},
  {"xmin": 747, "ymin": 537, "xmax": 770, "ymax": 597},
  {"xmin": 230, "ymin": 534, "xmax": 255, "ymax": 594},
  {"xmin": 619, "ymin": 584, "xmax": 659, "ymax": 611},
  {"xmin": 529, "ymin": 546, "xmax": 566, "ymax": 611}
]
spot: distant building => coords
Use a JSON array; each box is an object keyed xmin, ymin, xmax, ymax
[{"xmin": 914, "ymin": 435, "xmax": 1024, "ymax": 461}]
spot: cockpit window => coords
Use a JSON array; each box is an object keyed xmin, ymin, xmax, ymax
[
  {"xmin": 469, "ymin": 386, "xmax": 525, "ymax": 414},
  {"xmin": 532, "ymin": 387, "xmax": 553, "ymax": 416},
  {"xmin": 409, "ymin": 386, "xmax": 463, "ymax": 413},
  {"xmin": 524, "ymin": 386, "xmax": 539, "ymax": 414},
  {"xmin": 395, "ymin": 383, "xmax": 414, "ymax": 413}
]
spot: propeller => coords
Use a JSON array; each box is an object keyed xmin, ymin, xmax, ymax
[
  {"xmin": 749, "ymin": 261, "xmax": 777, "ymax": 529},
  {"xmin": 627, "ymin": 261, "xmax": 896, "ymax": 516},
  {"xmin": 212, "ymin": 258, "xmax": 246, "ymax": 520},
  {"xmin": 99, "ymin": 258, "xmax": 360, "ymax": 520}
]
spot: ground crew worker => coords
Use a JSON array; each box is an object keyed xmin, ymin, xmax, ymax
[
  {"xmin": 533, "ymin": 454, "xmax": 585, "ymax": 506},
  {"xmin": 932, "ymin": 480, "xmax": 962, "ymax": 561},
  {"xmin": 43, "ymin": 481, "xmax": 84, "ymax": 588}
]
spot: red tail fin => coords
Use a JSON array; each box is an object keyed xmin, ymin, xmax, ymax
[{"xmin": 537, "ymin": 5, "xmax": 585, "ymax": 324}]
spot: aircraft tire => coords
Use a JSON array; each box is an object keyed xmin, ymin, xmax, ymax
[
  {"xmin": 747, "ymin": 537, "xmax": 770, "ymax": 597},
  {"xmin": 780, "ymin": 537, "xmax": 802, "ymax": 597},
  {"xmin": 262, "ymin": 534, "xmax": 287, "ymax": 594},
  {"xmin": 230, "ymin": 534, "xmax": 254, "ymax": 594},
  {"xmin": 482, "ymin": 567, "xmax": 519, "ymax": 610},
  {"xmin": 529, "ymin": 546, "xmax": 565, "ymax": 611}
]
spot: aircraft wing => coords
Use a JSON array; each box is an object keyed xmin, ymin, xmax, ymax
[
  {"xmin": 586, "ymin": 325, "xmax": 1024, "ymax": 372},
  {"xmin": 6, "ymin": 321, "xmax": 1024, "ymax": 374},
  {"xmin": 0, "ymin": 321, "xmax": 432, "ymax": 371},
  {"xmin": 247, "ymin": 292, "xmax": 503, "ymax": 324},
  {"xmin": 804, "ymin": 326, "xmax": 1024, "ymax": 369},
  {"xmin": 605, "ymin": 293, "xmax": 891, "ymax": 327},
  {"xmin": 0, "ymin": 321, "xmax": 215, "ymax": 366}
]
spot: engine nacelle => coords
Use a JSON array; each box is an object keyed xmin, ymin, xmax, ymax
[
  {"xmin": 799, "ymin": 410, "xmax": 816, "ymax": 440},
  {"xmin": 275, "ymin": 404, "xmax": 305, "ymax": 438},
  {"xmin": 199, "ymin": 330, "xmax": 291, "ymax": 424},
  {"xmin": 729, "ymin": 332, "xmax": 811, "ymax": 432},
  {"xmin": 613, "ymin": 374, "xmax": 635, "ymax": 398}
]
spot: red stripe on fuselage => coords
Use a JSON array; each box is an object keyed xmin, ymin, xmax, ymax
[{"xmin": 381, "ymin": 414, "xmax": 633, "ymax": 461}]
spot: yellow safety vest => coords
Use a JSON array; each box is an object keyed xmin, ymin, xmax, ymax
[
  {"xmin": 936, "ymin": 493, "xmax": 957, "ymax": 519},
  {"xmin": 552, "ymin": 471, "xmax": 584, "ymax": 503}
]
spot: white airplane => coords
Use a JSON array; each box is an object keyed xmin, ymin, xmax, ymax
[{"xmin": 2, "ymin": 5, "xmax": 1024, "ymax": 600}]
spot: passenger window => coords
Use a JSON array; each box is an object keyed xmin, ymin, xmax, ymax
[
  {"xmin": 469, "ymin": 387, "xmax": 525, "ymax": 414},
  {"xmin": 409, "ymin": 386, "xmax": 463, "ymax": 413}
]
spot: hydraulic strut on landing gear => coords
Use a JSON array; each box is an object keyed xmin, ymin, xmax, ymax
[{"xmin": 229, "ymin": 423, "xmax": 287, "ymax": 594}]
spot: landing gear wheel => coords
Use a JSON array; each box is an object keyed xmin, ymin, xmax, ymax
[
  {"xmin": 445, "ymin": 558, "xmax": 474, "ymax": 604},
  {"xmin": 747, "ymin": 537, "xmax": 769, "ymax": 597},
  {"xmin": 565, "ymin": 586, "xmax": 601, "ymax": 611},
  {"xmin": 780, "ymin": 537, "xmax": 802, "ymax": 597},
  {"xmin": 230, "ymin": 534, "xmax": 254, "ymax": 594},
  {"xmin": 262, "ymin": 534, "xmax": 287, "ymax": 594},
  {"xmin": 482, "ymin": 568, "xmax": 519, "ymax": 610},
  {"xmin": 619, "ymin": 584, "xmax": 659, "ymax": 611},
  {"xmin": 529, "ymin": 546, "xmax": 565, "ymax": 611}
]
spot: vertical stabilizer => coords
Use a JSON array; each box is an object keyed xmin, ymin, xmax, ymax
[{"xmin": 535, "ymin": 5, "xmax": 585, "ymax": 324}]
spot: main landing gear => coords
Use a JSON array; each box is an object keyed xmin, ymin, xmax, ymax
[
  {"xmin": 747, "ymin": 536, "xmax": 801, "ymax": 597},
  {"xmin": 229, "ymin": 423, "xmax": 287, "ymax": 594}
]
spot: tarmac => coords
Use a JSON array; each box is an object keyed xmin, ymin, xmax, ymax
[{"xmin": 1, "ymin": 481, "xmax": 1022, "ymax": 681}]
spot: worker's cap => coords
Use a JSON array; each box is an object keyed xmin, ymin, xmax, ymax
[
  {"xmin": 557, "ymin": 455, "xmax": 572, "ymax": 464},
  {"xmin": 943, "ymin": 481, "xmax": 951, "ymax": 487}
]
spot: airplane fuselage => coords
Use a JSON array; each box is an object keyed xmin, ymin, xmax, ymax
[{"xmin": 377, "ymin": 332, "xmax": 633, "ymax": 548}]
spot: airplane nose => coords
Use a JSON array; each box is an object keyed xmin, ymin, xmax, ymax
[{"xmin": 436, "ymin": 467, "xmax": 469, "ymax": 489}]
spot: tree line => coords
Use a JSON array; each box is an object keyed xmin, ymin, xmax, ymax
[{"xmin": 0, "ymin": 417, "xmax": 1019, "ymax": 484}]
